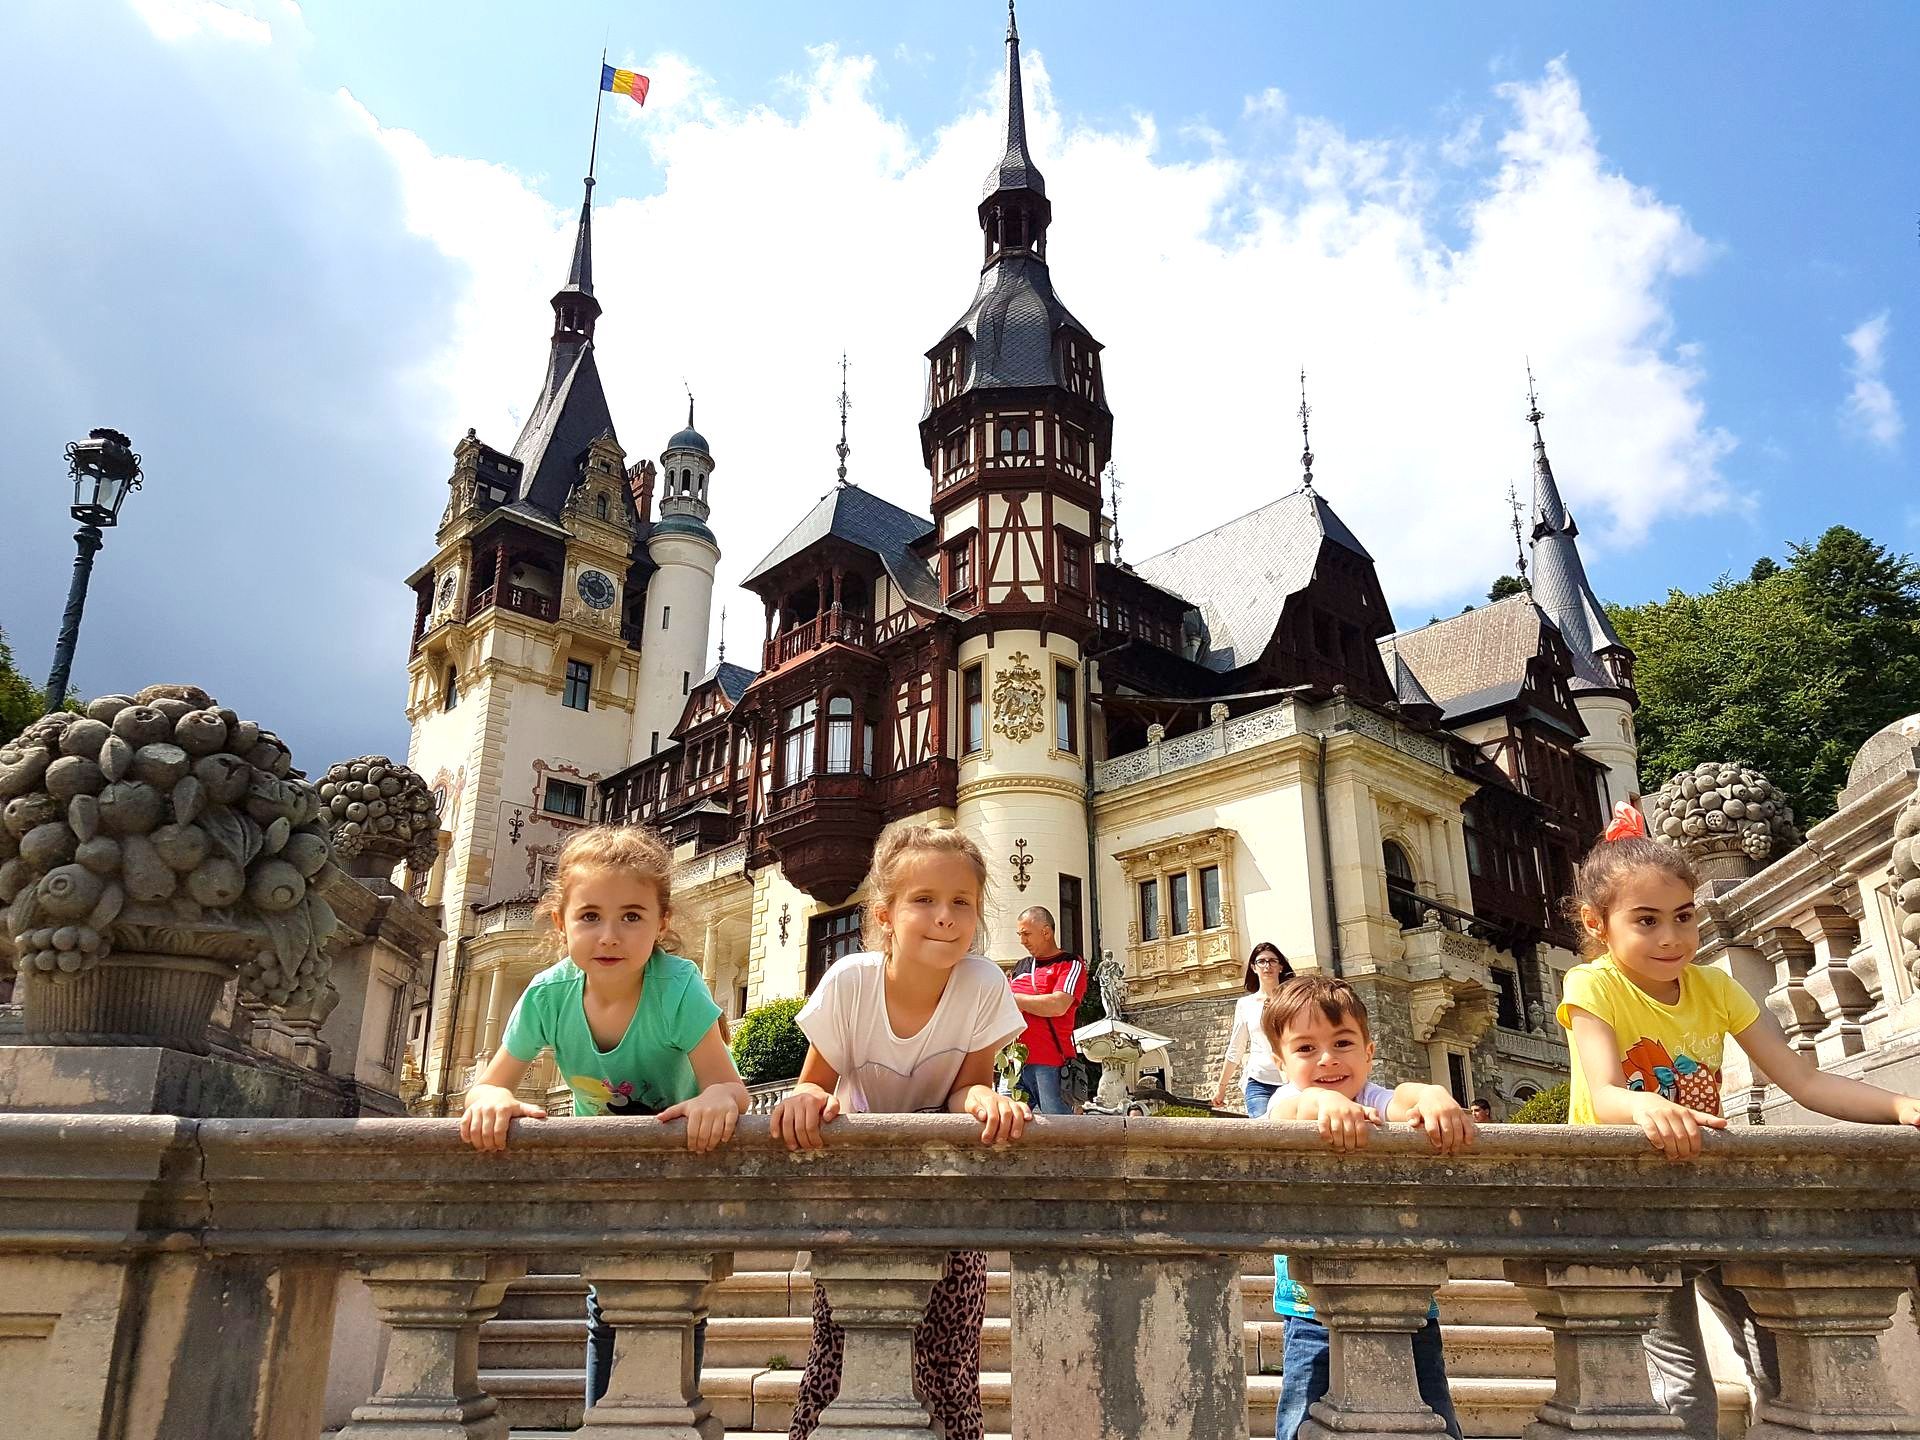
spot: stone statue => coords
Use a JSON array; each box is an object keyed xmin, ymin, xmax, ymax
[
  {"xmin": 1526, "ymin": 999, "xmax": 1546, "ymax": 1034},
  {"xmin": 0, "ymin": 684, "xmax": 342, "ymax": 1049},
  {"xmin": 1894, "ymin": 776, "xmax": 1920, "ymax": 983},
  {"xmin": 1097, "ymin": 952, "xmax": 1128, "ymax": 1023},
  {"xmin": 1644, "ymin": 762, "xmax": 1804, "ymax": 882},
  {"xmin": 316, "ymin": 756, "xmax": 441, "ymax": 879}
]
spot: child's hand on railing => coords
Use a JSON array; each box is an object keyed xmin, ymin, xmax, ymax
[
  {"xmin": 1628, "ymin": 1092, "xmax": 1725, "ymax": 1160},
  {"xmin": 965, "ymin": 1088, "xmax": 1030, "ymax": 1146},
  {"xmin": 1403, "ymin": 1087, "xmax": 1476, "ymax": 1155},
  {"xmin": 771, "ymin": 1086, "xmax": 841, "ymax": 1152},
  {"xmin": 658, "ymin": 1087, "xmax": 741, "ymax": 1155},
  {"xmin": 458, "ymin": 1084, "xmax": 547, "ymax": 1152},
  {"xmin": 1300, "ymin": 1089, "xmax": 1382, "ymax": 1153}
]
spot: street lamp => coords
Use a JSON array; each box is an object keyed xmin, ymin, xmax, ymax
[{"xmin": 44, "ymin": 428, "xmax": 143, "ymax": 714}]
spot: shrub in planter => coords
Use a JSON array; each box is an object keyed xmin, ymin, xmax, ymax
[
  {"xmin": 731, "ymin": 997, "xmax": 809, "ymax": 1084},
  {"xmin": 1509, "ymin": 1082, "xmax": 1571, "ymax": 1125}
]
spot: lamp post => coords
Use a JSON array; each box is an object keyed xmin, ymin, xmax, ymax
[{"xmin": 44, "ymin": 427, "xmax": 143, "ymax": 715}]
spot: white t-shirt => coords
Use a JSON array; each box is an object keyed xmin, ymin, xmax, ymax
[
  {"xmin": 797, "ymin": 951, "xmax": 1025, "ymax": 1115},
  {"xmin": 1224, "ymin": 993, "xmax": 1286, "ymax": 1086}
]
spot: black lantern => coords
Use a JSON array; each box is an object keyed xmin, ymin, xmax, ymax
[
  {"xmin": 65, "ymin": 427, "xmax": 143, "ymax": 527},
  {"xmin": 44, "ymin": 428, "xmax": 144, "ymax": 714}
]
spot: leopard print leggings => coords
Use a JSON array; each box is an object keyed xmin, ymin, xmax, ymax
[{"xmin": 787, "ymin": 1249, "xmax": 987, "ymax": 1440}]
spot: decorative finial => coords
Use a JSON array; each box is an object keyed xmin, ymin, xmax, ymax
[
  {"xmin": 685, "ymin": 383, "xmax": 695, "ymax": 431},
  {"xmin": 835, "ymin": 352, "xmax": 852, "ymax": 487},
  {"xmin": 1507, "ymin": 479, "xmax": 1530, "ymax": 592},
  {"xmin": 1525, "ymin": 358, "xmax": 1544, "ymax": 431},
  {"xmin": 1106, "ymin": 461, "xmax": 1124, "ymax": 565},
  {"xmin": 1008, "ymin": 0, "xmax": 1019, "ymax": 43},
  {"xmin": 1297, "ymin": 368, "xmax": 1316, "ymax": 493},
  {"xmin": 718, "ymin": 605, "xmax": 727, "ymax": 664}
]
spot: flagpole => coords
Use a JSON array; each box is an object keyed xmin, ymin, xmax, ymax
[{"xmin": 588, "ymin": 45, "xmax": 606, "ymax": 183}]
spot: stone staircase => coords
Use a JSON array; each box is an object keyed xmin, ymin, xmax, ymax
[{"xmin": 482, "ymin": 1252, "xmax": 1749, "ymax": 1438}]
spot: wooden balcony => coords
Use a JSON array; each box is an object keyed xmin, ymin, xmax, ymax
[
  {"xmin": 8, "ymin": 1115, "xmax": 1920, "ymax": 1438},
  {"xmin": 761, "ymin": 608, "xmax": 871, "ymax": 671},
  {"xmin": 467, "ymin": 583, "xmax": 557, "ymax": 624}
]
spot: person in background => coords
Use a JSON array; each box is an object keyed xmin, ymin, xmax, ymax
[
  {"xmin": 1212, "ymin": 941, "xmax": 1294, "ymax": 1116},
  {"xmin": 1007, "ymin": 905, "xmax": 1088, "ymax": 1115},
  {"xmin": 1470, "ymin": 1097, "xmax": 1493, "ymax": 1124}
]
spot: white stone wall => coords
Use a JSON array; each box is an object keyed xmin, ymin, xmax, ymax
[{"xmin": 1574, "ymin": 693, "xmax": 1641, "ymax": 809}]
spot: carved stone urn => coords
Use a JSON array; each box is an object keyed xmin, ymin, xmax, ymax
[
  {"xmin": 0, "ymin": 685, "xmax": 342, "ymax": 1052},
  {"xmin": 1644, "ymin": 761, "xmax": 1804, "ymax": 884}
]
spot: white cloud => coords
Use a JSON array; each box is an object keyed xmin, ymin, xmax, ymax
[
  {"xmin": 1842, "ymin": 310, "xmax": 1902, "ymax": 450},
  {"xmin": 128, "ymin": 0, "xmax": 279, "ymax": 45}
]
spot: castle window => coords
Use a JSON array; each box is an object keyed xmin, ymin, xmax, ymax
[
  {"xmin": 682, "ymin": 670, "xmax": 690, "ymax": 695},
  {"xmin": 1383, "ymin": 841, "xmax": 1421, "ymax": 928},
  {"xmin": 595, "ymin": 493, "xmax": 608, "ymax": 519},
  {"xmin": 963, "ymin": 665, "xmax": 984, "ymax": 754},
  {"xmin": 442, "ymin": 666, "xmax": 458, "ymax": 712},
  {"xmin": 1059, "ymin": 874, "xmax": 1084, "ymax": 958},
  {"xmin": 782, "ymin": 699, "xmax": 817, "ymax": 785},
  {"xmin": 1138, "ymin": 879, "xmax": 1160, "ymax": 942},
  {"xmin": 948, "ymin": 542, "xmax": 972, "ymax": 597},
  {"xmin": 563, "ymin": 660, "xmax": 592, "ymax": 712},
  {"xmin": 662, "ymin": 605, "xmax": 671, "ymax": 630},
  {"xmin": 1015, "ymin": 425, "xmax": 1031, "ymax": 452},
  {"xmin": 806, "ymin": 905, "xmax": 864, "ymax": 994},
  {"xmin": 1168, "ymin": 872, "xmax": 1191, "ymax": 936},
  {"xmin": 825, "ymin": 695, "xmax": 855, "ymax": 774},
  {"xmin": 1200, "ymin": 865, "xmax": 1223, "ymax": 930},
  {"xmin": 862, "ymin": 720, "xmax": 876, "ymax": 776},
  {"xmin": 1054, "ymin": 662, "xmax": 1077, "ymax": 755},
  {"xmin": 542, "ymin": 777, "xmax": 587, "ymax": 820},
  {"xmin": 1061, "ymin": 541, "xmax": 1084, "ymax": 592}
]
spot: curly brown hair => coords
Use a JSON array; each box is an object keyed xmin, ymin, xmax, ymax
[
  {"xmin": 534, "ymin": 823, "xmax": 681, "ymax": 957},
  {"xmin": 1562, "ymin": 836, "xmax": 1699, "ymax": 958}
]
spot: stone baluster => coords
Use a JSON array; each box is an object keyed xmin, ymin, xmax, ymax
[
  {"xmin": 338, "ymin": 1254, "xmax": 527, "ymax": 1439},
  {"xmin": 1721, "ymin": 1260, "xmax": 1920, "ymax": 1438},
  {"xmin": 1293, "ymin": 1255, "xmax": 1450, "ymax": 1438},
  {"xmin": 1793, "ymin": 905, "xmax": 1871, "ymax": 1062},
  {"xmin": 809, "ymin": 1250, "xmax": 948, "ymax": 1438},
  {"xmin": 1760, "ymin": 928, "xmax": 1826, "ymax": 1056},
  {"xmin": 579, "ymin": 1252, "xmax": 732, "ymax": 1438},
  {"xmin": 1011, "ymin": 1250, "xmax": 1246, "ymax": 1440},
  {"xmin": 1503, "ymin": 1260, "xmax": 1685, "ymax": 1437}
]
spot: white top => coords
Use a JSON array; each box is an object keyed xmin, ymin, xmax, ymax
[
  {"xmin": 1224, "ymin": 992, "xmax": 1286, "ymax": 1086},
  {"xmin": 796, "ymin": 951, "xmax": 1026, "ymax": 1115}
]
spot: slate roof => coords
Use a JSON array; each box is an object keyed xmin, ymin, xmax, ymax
[
  {"xmin": 509, "ymin": 343, "xmax": 617, "ymax": 518},
  {"xmin": 982, "ymin": 8, "xmax": 1045, "ymax": 202},
  {"xmin": 741, "ymin": 484, "xmax": 943, "ymax": 611},
  {"xmin": 1376, "ymin": 635, "xmax": 1440, "ymax": 711},
  {"xmin": 704, "ymin": 662, "xmax": 756, "ymax": 705},
  {"xmin": 1384, "ymin": 594, "xmax": 1560, "ymax": 721},
  {"xmin": 1132, "ymin": 486, "xmax": 1373, "ymax": 673},
  {"xmin": 1528, "ymin": 421, "xmax": 1626, "ymax": 690},
  {"xmin": 925, "ymin": 255, "xmax": 1097, "ymax": 414}
]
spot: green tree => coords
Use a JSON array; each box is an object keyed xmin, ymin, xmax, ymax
[
  {"xmin": 0, "ymin": 626, "xmax": 49, "ymax": 745},
  {"xmin": 1488, "ymin": 574, "xmax": 1527, "ymax": 601},
  {"xmin": 1748, "ymin": 556, "xmax": 1780, "ymax": 583},
  {"xmin": 1608, "ymin": 526, "xmax": 1920, "ymax": 825}
]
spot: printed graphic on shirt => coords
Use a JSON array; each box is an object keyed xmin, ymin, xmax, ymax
[
  {"xmin": 569, "ymin": 1073, "xmax": 673, "ymax": 1116},
  {"xmin": 1621, "ymin": 1037, "xmax": 1723, "ymax": 1116}
]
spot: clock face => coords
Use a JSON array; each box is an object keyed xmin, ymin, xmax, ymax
[
  {"xmin": 436, "ymin": 571, "xmax": 458, "ymax": 610},
  {"xmin": 576, "ymin": 568, "xmax": 617, "ymax": 610}
]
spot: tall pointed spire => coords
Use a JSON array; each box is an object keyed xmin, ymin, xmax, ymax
[
  {"xmin": 1522, "ymin": 364, "xmax": 1631, "ymax": 692},
  {"xmin": 985, "ymin": 0, "xmax": 1046, "ymax": 202},
  {"xmin": 1297, "ymin": 369, "xmax": 1316, "ymax": 493},
  {"xmin": 834, "ymin": 352, "xmax": 852, "ymax": 486}
]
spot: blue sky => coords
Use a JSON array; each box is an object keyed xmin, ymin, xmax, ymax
[{"xmin": 1, "ymin": 0, "xmax": 1914, "ymax": 768}]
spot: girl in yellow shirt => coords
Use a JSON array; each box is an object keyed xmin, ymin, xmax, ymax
[{"xmin": 1558, "ymin": 802, "xmax": 1920, "ymax": 1433}]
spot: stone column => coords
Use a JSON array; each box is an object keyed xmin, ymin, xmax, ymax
[
  {"xmin": 1793, "ymin": 906, "xmax": 1871, "ymax": 1063},
  {"xmin": 808, "ymin": 1250, "xmax": 947, "ymax": 1439},
  {"xmin": 578, "ymin": 1252, "xmax": 732, "ymax": 1439},
  {"xmin": 1011, "ymin": 1250, "xmax": 1245, "ymax": 1440},
  {"xmin": 1426, "ymin": 816, "xmax": 1456, "ymax": 907},
  {"xmin": 477, "ymin": 967, "xmax": 509, "ymax": 1060},
  {"xmin": 1504, "ymin": 1259, "xmax": 1685, "ymax": 1437},
  {"xmin": 1760, "ymin": 928, "xmax": 1826, "ymax": 1057},
  {"xmin": 1444, "ymin": 818, "xmax": 1471, "ymax": 911},
  {"xmin": 338, "ymin": 1254, "xmax": 526, "ymax": 1440},
  {"xmin": 1721, "ymin": 1260, "xmax": 1920, "ymax": 1438},
  {"xmin": 1295, "ymin": 1256, "xmax": 1451, "ymax": 1438}
]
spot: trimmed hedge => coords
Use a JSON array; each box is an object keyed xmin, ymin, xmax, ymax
[
  {"xmin": 1508, "ymin": 1081, "xmax": 1571, "ymax": 1125},
  {"xmin": 730, "ymin": 997, "xmax": 808, "ymax": 1084}
]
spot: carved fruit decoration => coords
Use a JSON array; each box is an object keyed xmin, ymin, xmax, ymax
[
  {"xmin": 0, "ymin": 685, "xmax": 340, "ymax": 1006},
  {"xmin": 316, "ymin": 756, "xmax": 441, "ymax": 874},
  {"xmin": 1893, "ymin": 779, "xmax": 1920, "ymax": 981},
  {"xmin": 1644, "ymin": 762, "xmax": 1804, "ymax": 866}
]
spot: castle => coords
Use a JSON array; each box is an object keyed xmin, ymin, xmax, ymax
[{"xmin": 401, "ymin": 7, "xmax": 1639, "ymax": 1115}]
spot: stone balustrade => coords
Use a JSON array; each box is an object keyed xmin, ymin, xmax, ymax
[{"xmin": 3, "ymin": 1115, "xmax": 1920, "ymax": 1438}]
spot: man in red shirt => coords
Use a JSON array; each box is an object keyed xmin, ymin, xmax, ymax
[{"xmin": 1007, "ymin": 906, "xmax": 1088, "ymax": 1115}]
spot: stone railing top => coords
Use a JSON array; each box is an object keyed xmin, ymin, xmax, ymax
[{"xmin": 5, "ymin": 1114, "xmax": 1920, "ymax": 1262}]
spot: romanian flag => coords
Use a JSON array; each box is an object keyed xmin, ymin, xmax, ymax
[{"xmin": 602, "ymin": 64, "xmax": 649, "ymax": 107}]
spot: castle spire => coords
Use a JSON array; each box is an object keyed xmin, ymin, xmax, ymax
[
  {"xmin": 835, "ymin": 352, "xmax": 852, "ymax": 486},
  {"xmin": 1297, "ymin": 369, "xmax": 1316, "ymax": 493}
]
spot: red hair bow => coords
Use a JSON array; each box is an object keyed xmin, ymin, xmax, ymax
[{"xmin": 1603, "ymin": 802, "xmax": 1647, "ymax": 842}]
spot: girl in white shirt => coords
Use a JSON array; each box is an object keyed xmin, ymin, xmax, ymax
[
  {"xmin": 1211, "ymin": 941, "xmax": 1294, "ymax": 1117},
  {"xmin": 772, "ymin": 822, "xmax": 1028, "ymax": 1440}
]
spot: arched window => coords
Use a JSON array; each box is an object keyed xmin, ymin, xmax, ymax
[
  {"xmin": 1015, "ymin": 425, "xmax": 1031, "ymax": 452},
  {"xmin": 999, "ymin": 425, "xmax": 1013, "ymax": 453},
  {"xmin": 442, "ymin": 666, "xmax": 458, "ymax": 712},
  {"xmin": 825, "ymin": 695, "xmax": 855, "ymax": 774},
  {"xmin": 1383, "ymin": 841, "xmax": 1421, "ymax": 928},
  {"xmin": 595, "ymin": 493, "xmax": 608, "ymax": 519}
]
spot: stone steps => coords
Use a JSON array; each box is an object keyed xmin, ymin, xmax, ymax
[{"xmin": 481, "ymin": 1264, "xmax": 1750, "ymax": 1438}]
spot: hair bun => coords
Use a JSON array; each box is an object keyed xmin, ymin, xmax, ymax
[{"xmin": 1603, "ymin": 801, "xmax": 1648, "ymax": 842}]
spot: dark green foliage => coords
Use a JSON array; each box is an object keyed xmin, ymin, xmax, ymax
[
  {"xmin": 1748, "ymin": 556, "xmax": 1780, "ymax": 583},
  {"xmin": 729, "ymin": 997, "xmax": 809, "ymax": 1084},
  {"xmin": 1607, "ymin": 526, "xmax": 1920, "ymax": 825},
  {"xmin": 1488, "ymin": 574, "xmax": 1527, "ymax": 601},
  {"xmin": 0, "ymin": 626, "xmax": 54, "ymax": 744},
  {"xmin": 1509, "ymin": 1082, "xmax": 1570, "ymax": 1124}
]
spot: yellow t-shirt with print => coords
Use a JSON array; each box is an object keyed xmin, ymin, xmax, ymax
[{"xmin": 1557, "ymin": 954, "xmax": 1760, "ymax": 1125}]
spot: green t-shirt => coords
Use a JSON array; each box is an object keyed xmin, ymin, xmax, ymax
[{"xmin": 502, "ymin": 953, "xmax": 721, "ymax": 1116}]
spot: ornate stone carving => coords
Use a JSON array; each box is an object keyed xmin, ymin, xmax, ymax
[
  {"xmin": 1646, "ymin": 761, "xmax": 1804, "ymax": 882},
  {"xmin": 1892, "ymin": 777, "xmax": 1920, "ymax": 982},
  {"xmin": 317, "ymin": 757, "xmax": 441, "ymax": 879},
  {"xmin": 1010, "ymin": 837, "xmax": 1033, "ymax": 892},
  {"xmin": 991, "ymin": 650, "xmax": 1046, "ymax": 743},
  {"xmin": 1409, "ymin": 979, "xmax": 1456, "ymax": 1042},
  {"xmin": 0, "ymin": 685, "xmax": 343, "ymax": 1046}
]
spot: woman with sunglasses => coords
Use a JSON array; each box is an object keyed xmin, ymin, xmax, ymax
[{"xmin": 1212, "ymin": 942, "xmax": 1295, "ymax": 1116}]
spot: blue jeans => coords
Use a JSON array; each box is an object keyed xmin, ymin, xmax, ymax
[
  {"xmin": 586, "ymin": 1286, "xmax": 707, "ymax": 1409},
  {"xmin": 1019, "ymin": 1062, "xmax": 1071, "ymax": 1115},
  {"xmin": 1273, "ymin": 1314, "xmax": 1461, "ymax": 1440},
  {"xmin": 1244, "ymin": 1078, "xmax": 1280, "ymax": 1118}
]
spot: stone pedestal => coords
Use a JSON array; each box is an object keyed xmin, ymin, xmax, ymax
[
  {"xmin": 809, "ymin": 1250, "xmax": 948, "ymax": 1439},
  {"xmin": 1504, "ymin": 1260, "xmax": 1685, "ymax": 1437},
  {"xmin": 579, "ymin": 1252, "xmax": 732, "ymax": 1439},
  {"xmin": 1295, "ymin": 1256, "xmax": 1451, "ymax": 1439},
  {"xmin": 1011, "ymin": 1249, "xmax": 1246, "ymax": 1440},
  {"xmin": 0, "ymin": 1044, "xmax": 379, "ymax": 1118}
]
